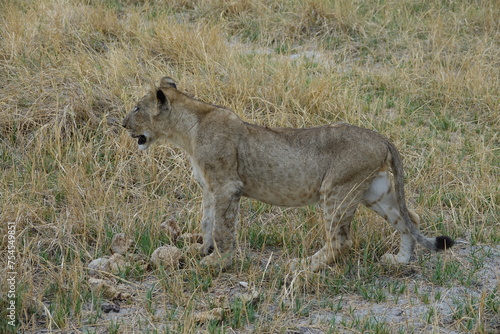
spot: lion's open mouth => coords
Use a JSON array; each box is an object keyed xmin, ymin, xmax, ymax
[
  {"xmin": 137, "ymin": 135, "xmax": 147, "ymax": 145},
  {"xmin": 131, "ymin": 134, "xmax": 147, "ymax": 146}
]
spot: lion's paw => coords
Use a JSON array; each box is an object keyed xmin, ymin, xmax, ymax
[
  {"xmin": 199, "ymin": 252, "xmax": 233, "ymax": 270},
  {"xmin": 381, "ymin": 253, "xmax": 410, "ymax": 264}
]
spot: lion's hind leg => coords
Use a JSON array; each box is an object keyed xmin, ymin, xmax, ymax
[
  {"xmin": 290, "ymin": 185, "xmax": 361, "ymax": 272},
  {"xmin": 363, "ymin": 168, "xmax": 416, "ymax": 264}
]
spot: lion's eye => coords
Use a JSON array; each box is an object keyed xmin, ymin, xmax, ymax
[{"xmin": 133, "ymin": 106, "xmax": 140, "ymax": 113}]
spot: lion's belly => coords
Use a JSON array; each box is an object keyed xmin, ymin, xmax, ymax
[{"xmin": 243, "ymin": 186, "xmax": 321, "ymax": 207}]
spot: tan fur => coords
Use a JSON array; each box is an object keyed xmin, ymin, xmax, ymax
[{"xmin": 122, "ymin": 77, "xmax": 454, "ymax": 271}]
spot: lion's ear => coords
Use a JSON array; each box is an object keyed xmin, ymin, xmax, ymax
[
  {"xmin": 155, "ymin": 88, "xmax": 171, "ymax": 115},
  {"xmin": 157, "ymin": 88, "xmax": 167, "ymax": 104},
  {"xmin": 159, "ymin": 76, "xmax": 177, "ymax": 89}
]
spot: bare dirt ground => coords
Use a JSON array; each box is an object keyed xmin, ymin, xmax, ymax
[{"xmin": 30, "ymin": 240, "xmax": 499, "ymax": 334}]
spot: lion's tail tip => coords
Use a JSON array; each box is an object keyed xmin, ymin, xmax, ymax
[{"xmin": 435, "ymin": 236, "xmax": 455, "ymax": 250}]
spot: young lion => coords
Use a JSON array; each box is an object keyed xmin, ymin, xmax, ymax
[{"xmin": 122, "ymin": 77, "xmax": 454, "ymax": 272}]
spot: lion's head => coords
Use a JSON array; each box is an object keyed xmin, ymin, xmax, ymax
[{"xmin": 122, "ymin": 77, "xmax": 177, "ymax": 150}]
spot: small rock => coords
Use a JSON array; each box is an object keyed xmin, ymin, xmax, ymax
[
  {"xmin": 194, "ymin": 307, "xmax": 225, "ymax": 324},
  {"xmin": 237, "ymin": 290, "xmax": 260, "ymax": 305},
  {"xmin": 101, "ymin": 302, "xmax": 120, "ymax": 313},
  {"xmin": 177, "ymin": 232, "xmax": 203, "ymax": 244},
  {"xmin": 111, "ymin": 233, "xmax": 133, "ymax": 255},
  {"xmin": 88, "ymin": 277, "xmax": 131, "ymax": 300},
  {"xmin": 88, "ymin": 254, "xmax": 128, "ymax": 276},
  {"xmin": 185, "ymin": 243, "xmax": 204, "ymax": 257},
  {"xmin": 160, "ymin": 218, "xmax": 181, "ymax": 241},
  {"xmin": 150, "ymin": 245, "xmax": 182, "ymax": 270},
  {"xmin": 88, "ymin": 257, "xmax": 112, "ymax": 276}
]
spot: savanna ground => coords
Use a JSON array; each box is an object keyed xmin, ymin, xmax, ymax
[{"xmin": 1, "ymin": 0, "xmax": 499, "ymax": 333}]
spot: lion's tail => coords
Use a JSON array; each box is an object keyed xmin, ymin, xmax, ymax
[{"xmin": 386, "ymin": 141, "xmax": 455, "ymax": 251}]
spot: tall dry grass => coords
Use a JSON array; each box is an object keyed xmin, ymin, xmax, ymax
[{"xmin": 1, "ymin": 0, "xmax": 498, "ymax": 332}]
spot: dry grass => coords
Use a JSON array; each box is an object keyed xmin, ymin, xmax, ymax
[{"xmin": 1, "ymin": 0, "xmax": 498, "ymax": 333}]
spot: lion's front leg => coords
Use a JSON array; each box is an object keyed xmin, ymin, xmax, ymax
[
  {"xmin": 200, "ymin": 190, "xmax": 215, "ymax": 255},
  {"xmin": 200, "ymin": 182, "xmax": 242, "ymax": 269}
]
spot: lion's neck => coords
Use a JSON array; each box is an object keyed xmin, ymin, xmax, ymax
[
  {"xmin": 160, "ymin": 99, "xmax": 213, "ymax": 155},
  {"xmin": 160, "ymin": 115, "xmax": 198, "ymax": 156}
]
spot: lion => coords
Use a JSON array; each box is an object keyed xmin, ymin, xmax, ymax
[{"xmin": 122, "ymin": 77, "xmax": 454, "ymax": 272}]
